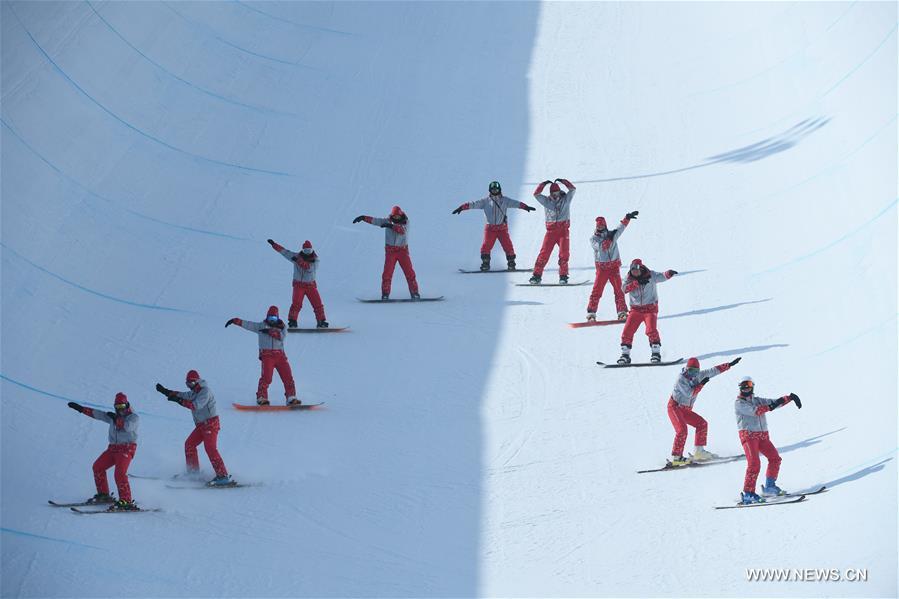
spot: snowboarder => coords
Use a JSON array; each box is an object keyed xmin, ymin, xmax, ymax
[
  {"xmin": 734, "ymin": 376, "xmax": 802, "ymax": 504},
  {"xmin": 353, "ymin": 205, "xmax": 420, "ymax": 300},
  {"xmin": 666, "ymin": 356, "xmax": 742, "ymax": 467},
  {"xmin": 155, "ymin": 370, "xmax": 231, "ymax": 486},
  {"xmin": 586, "ymin": 211, "xmax": 638, "ymax": 321},
  {"xmin": 226, "ymin": 305, "xmax": 300, "ymax": 406},
  {"xmin": 530, "ymin": 178, "xmax": 576, "ymax": 284},
  {"xmin": 66, "ymin": 393, "xmax": 140, "ymax": 511},
  {"xmin": 617, "ymin": 258, "xmax": 678, "ymax": 364},
  {"xmin": 451, "ymin": 180, "xmax": 536, "ymax": 271},
  {"xmin": 267, "ymin": 238, "xmax": 328, "ymax": 328}
]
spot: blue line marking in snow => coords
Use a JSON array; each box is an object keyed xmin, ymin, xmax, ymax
[
  {"xmin": 84, "ymin": 1, "xmax": 302, "ymax": 118},
  {"xmin": 6, "ymin": 3, "xmax": 294, "ymax": 177},
  {"xmin": 0, "ymin": 119, "xmax": 251, "ymax": 241},
  {"xmin": 0, "ymin": 375, "xmax": 182, "ymax": 422},
  {"xmin": 809, "ymin": 314, "xmax": 898, "ymax": 357},
  {"xmin": 822, "ymin": 22, "xmax": 898, "ymax": 97},
  {"xmin": 232, "ymin": 0, "xmax": 356, "ymax": 36},
  {"xmin": 752, "ymin": 198, "xmax": 898, "ymax": 275},
  {"xmin": 1, "ymin": 527, "xmax": 105, "ymax": 551},
  {"xmin": 1, "ymin": 242, "xmax": 196, "ymax": 313}
]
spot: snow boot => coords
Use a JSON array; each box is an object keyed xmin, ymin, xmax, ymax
[
  {"xmin": 650, "ymin": 343, "xmax": 662, "ymax": 364},
  {"xmin": 761, "ymin": 478, "xmax": 786, "ymax": 496},
  {"xmin": 617, "ymin": 344, "xmax": 632, "ymax": 365},
  {"xmin": 480, "ymin": 254, "xmax": 491, "ymax": 271},
  {"xmin": 586, "ymin": 312, "xmax": 597, "ymax": 322},
  {"xmin": 529, "ymin": 274, "xmax": 541, "ymax": 285},
  {"xmin": 691, "ymin": 447, "xmax": 719, "ymax": 462},
  {"xmin": 411, "ymin": 292, "xmax": 421, "ymax": 301},
  {"xmin": 668, "ymin": 455, "xmax": 691, "ymax": 467},
  {"xmin": 316, "ymin": 319, "xmax": 329, "ymax": 328},
  {"xmin": 87, "ymin": 492, "xmax": 115, "ymax": 505},
  {"xmin": 256, "ymin": 396, "xmax": 270, "ymax": 406},
  {"xmin": 617, "ymin": 310, "xmax": 628, "ymax": 321},
  {"xmin": 381, "ymin": 293, "xmax": 389, "ymax": 301},
  {"xmin": 559, "ymin": 274, "xmax": 569, "ymax": 285},
  {"xmin": 109, "ymin": 499, "xmax": 139, "ymax": 511},
  {"xmin": 740, "ymin": 491, "xmax": 765, "ymax": 505},
  {"xmin": 208, "ymin": 475, "xmax": 233, "ymax": 487},
  {"xmin": 286, "ymin": 396, "xmax": 302, "ymax": 406},
  {"xmin": 288, "ymin": 319, "xmax": 298, "ymax": 328},
  {"xmin": 506, "ymin": 255, "xmax": 516, "ymax": 271}
]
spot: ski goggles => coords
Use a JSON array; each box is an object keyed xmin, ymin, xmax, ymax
[
  {"xmin": 739, "ymin": 381, "xmax": 754, "ymax": 391},
  {"xmin": 114, "ymin": 402, "xmax": 128, "ymax": 410},
  {"xmin": 301, "ymin": 248, "xmax": 313, "ymax": 254},
  {"xmin": 265, "ymin": 316, "xmax": 279, "ymax": 324}
]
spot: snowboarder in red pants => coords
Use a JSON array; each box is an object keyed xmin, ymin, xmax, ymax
[
  {"xmin": 666, "ymin": 356, "xmax": 742, "ymax": 467},
  {"xmin": 267, "ymin": 238, "xmax": 328, "ymax": 328},
  {"xmin": 618, "ymin": 258, "xmax": 678, "ymax": 364},
  {"xmin": 155, "ymin": 370, "xmax": 231, "ymax": 486},
  {"xmin": 451, "ymin": 181, "xmax": 536, "ymax": 271},
  {"xmin": 530, "ymin": 178, "xmax": 576, "ymax": 284},
  {"xmin": 66, "ymin": 393, "xmax": 140, "ymax": 511},
  {"xmin": 353, "ymin": 205, "xmax": 420, "ymax": 300},
  {"xmin": 735, "ymin": 376, "xmax": 802, "ymax": 504},
  {"xmin": 226, "ymin": 305, "xmax": 299, "ymax": 406},
  {"xmin": 586, "ymin": 211, "xmax": 638, "ymax": 321}
]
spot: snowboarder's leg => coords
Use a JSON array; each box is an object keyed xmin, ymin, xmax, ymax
[
  {"xmin": 681, "ymin": 408, "xmax": 708, "ymax": 448},
  {"xmin": 481, "ymin": 225, "xmax": 499, "ymax": 255},
  {"xmin": 92, "ymin": 448, "xmax": 115, "ymax": 496},
  {"xmin": 382, "ymin": 250, "xmax": 399, "ymax": 296},
  {"xmin": 288, "ymin": 281, "xmax": 305, "ymax": 324},
  {"xmin": 201, "ymin": 417, "xmax": 228, "ymax": 477},
  {"xmin": 557, "ymin": 227, "xmax": 570, "ymax": 277},
  {"xmin": 587, "ymin": 265, "xmax": 604, "ymax": 314},
  {"xmin": 644, "ymin": 312, "xmax": 660, "ymax": 345},
  {"xmin": 620, "ymin": 311, "xmax": 643, "ymax": 346},
  {"xmin": 609, "ymin": 269, "xmax": 627, "ymax": 315},
  {"xmin": 667, "ymin": 400, "xmax": 689, "ymax": 456},
  {"xmin": 184, "ymin": 425, "xmax": 204, "ymax": 471},
  {"xmin": 758, "ymin": 434, "xmax": 782, "ymax": 481},
  {"xmin": 397, "ymin": 249, "xmax": 419, "ymax": 295},
  {"xmin": 274, "ymin": 353, "xmax": 297, "ymax": 399},
  {"xmin": 532, "ymin": 230, "xmax": 556, "ymax": 276},
  {"xmin": 111, "ymin": 445, "xmax": 135, "ymax": 503},
  {"xmin": 496, "ymin": 225, "xmax": 516, "ymax": 257},
  {"xmin": 306, "ymin": 284, "xmax": 327, "ymax": 321},
  {"xmin": 256, "ymin": 353, "xmax": 276, "ymax": 402},
  {"xmin": 740, "ymin": 432, "xmax": 762, "ymax": 492}
]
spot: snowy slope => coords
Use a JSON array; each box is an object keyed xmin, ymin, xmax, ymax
[{"xmin": 2, "ymin": 2, "xmax": 896, "ymax": 597}]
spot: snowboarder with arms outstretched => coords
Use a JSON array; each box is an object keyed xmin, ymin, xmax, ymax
[
  {"xmin": 735, "ymin": 376, "xmax": 802, "ymax": 504},
  {"xmin": 66, "ymin": 393, "xmax": 140, "ymax": 511},
  {"xmin": 618, "ymin": 258, "xmax": 678, "ymax": 364},
  {"xmin": 155, "ymin": 370, "xmax": 232, "ymax": 486},
  {"xmin": 586, "ymin": 211, "xmax": 638, "ymax": 321},
  {"xmin": 452, "ymin": 180, "xmax": 536, "ymax": 271},
  {"xmin": 226, "ymin": 305, "xmax": 299, "ymax": 406},
  {"xmin": 530, "ymin": 178, "xmax": 576, "ymax": 284},
  {"xmin": 666, "ymin": 356, "xmax": 742, "ymax": 467},
  {"xmin": 353, "ymin": 205, "xmax": 420, "ymax": 300},
  {"xmin": 267, "ymin": 238, "xmax": 328, "ymax": 329}
]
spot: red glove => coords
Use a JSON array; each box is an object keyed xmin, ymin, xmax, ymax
[
  {"xmin": 755, "ymin": 405, "xmax": 771, "ymax": 416},
  {"xmin": 534, "ymin": 181, "xmax": 550, "ymax": 195}
]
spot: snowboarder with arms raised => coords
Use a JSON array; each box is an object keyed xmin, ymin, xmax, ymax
[
  {"xmin": 267, "ymin": 238, "xmax": 328, "ymax": 329},
  {"xmin": 353, "ymin": 206, "xmax": 420, "ymax": 300},
  {"xmin": 735, "ymin": 376, "xmax": 802, "ymax": 504},
  {"xmin": 66, "ymin": 393, "xmax": 140, "ymax": 511},
  {"xmin": 530, "ymin": 178, "xmax": 576, "ymax": 284},
  {"xmin": 155, "ymin": 370, "xmax": 232, "ymax": 486},
  {"xmin": 226, "ymin": 305, "xmax": 300, "ymax": 406},
  {"xmin": 451, "ymin": 180, "xmax": 536, "ymax": 271},
  {"xmin": 586, "ymin": 211, "xmax": 638, "ymax": 321},
  {"xmin": 666, "ymin": 356, "xmax": 742, "ymax": 467},
  {"xmin": 618, "ymin": 258, "xmax": 678, "ymax": 364}
]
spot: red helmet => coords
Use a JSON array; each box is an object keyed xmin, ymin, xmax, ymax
[
  {"xmin": 266, "ymin": 305, "xmax": 279, "ymax": 318},
  {"xmin": 186, "ymin": 369, "xmax": 201, "ymax": 383},
  {"xmin": 686, "ymin": 357, "xmax": 700, "ymax": 369},
  {"xmin": 302, "ymin": 240, "xmax": 312, "ymax": 250},
  {"xmin": 595, "ymin": 216, "xmax": 607, "ymax": 229},
  {"xmin": 390, "ymin": 205, "xmax": 405, "ymax": 217},
  {"xmin": 114, "ymin": 392, "xmax": 129, "ymax": 409},
  {"xmin": 549, "ymin": 182, "xmax": 561, "ymax": 194},
  {"xmin": 629, "ymin": 258, "xmax": 644, "ymax": 269}
]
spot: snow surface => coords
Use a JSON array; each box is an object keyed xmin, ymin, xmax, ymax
[{"xmin": 1, "ymin": 1, "xmax": 896, "ymax": 597}]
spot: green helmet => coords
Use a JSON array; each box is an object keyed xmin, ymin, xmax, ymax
[{"xmin": 488, "ymin": 181, "xmax": 501, "ymax": 195}]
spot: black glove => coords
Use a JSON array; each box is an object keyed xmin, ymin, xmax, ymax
[
  {"xmin": 542, "ymin": 180, "xmax": 553, "ymax": 186},
  {"xmin": 698, "ymin": 377, "xmax": 710, "ymax": 386},
  {"xmin": 553, "ymin": 178, "xmax": 561, "ymax": 183},
  {"xmin": 626, "ymin": 211, "xmax": 639, "ymax": 220},
  {"xmin": 225, "ymin": 318, "xmax": 237, "ymax": 328},
  {"xmin": 352, "ymin": 215, "xmax": 365, "ymax": 224},
  {"xmin": 729, "ymin": 357, "xmax": 741, "ymax": 367},
  {"xmin": 790, "ymin": 393, "xmax": 802, "ymax": 409},
  {"xmin": 523, "ymin": 205, "xmax": 536, "ymax": 212},
  {"xmin": 769, "ymin": 399, "xmax": 785, "ymax": 410},
  {"xmin": 67, "ymin": 402, "xmax": 83, "ymax": 413},
  {"xmin": 155, "ymin": 383, "xmax": 170, "ymax": 396},
  {"xmin": 451, "ymin": 206, "xmax": 463, "ymax": 215},
  {"xmin": 267, "ymin": 239, "xmax": 276, "ymax": 247}
]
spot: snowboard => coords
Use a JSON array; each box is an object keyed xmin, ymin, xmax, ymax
[
  {"xmin": 458, "ymin": 268, "xmax": 532, "ymax": 274},
  {"xmin": 715, "ymin": 495, "xmax": 806, "ymax": 510},
  {"xmin": 515, "ymin": 280, "xmax": 590, "ymax": 287},
  {"xmin": 71, "ymin": 506, "xmax": 162, "ymax": 514},
  {"xmin": 597, "ymin": 358, "xmax": 685, "ymax": 368},
  {"xmin": 357, "ymin": 297, "xmax": 444, "ymax": 303},
  {"xmin": 232, "ymin": 402, "xmax": 324, "ymax": 412},
  {"xmin": 287, "ymin": 327, "xmax": 348, "ymax": 333},
  {"xmin": 568, "ymin": 319, "xmax": 625, "ymax": 328}
]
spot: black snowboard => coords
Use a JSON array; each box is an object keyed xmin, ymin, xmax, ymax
[
  {"xmin": 597, "ymin": 358, "xmax": 685, "ymax": 368},
  {"xmin": 357, "ymin": 297, "xmax": 444, "ymax": 303}
]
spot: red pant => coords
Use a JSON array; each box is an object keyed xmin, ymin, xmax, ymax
[
  {"xmin": 481, "ymin": 224, "xmax": 515, "ymax": 256},
  {"xmin": 382, "ymin": 246, "xmax": 419, "ymax": 295},
  {"xmin": 621, "ymin": 304, "xmax": 660, "ymax": 345},
  {"xmin": 185, "ymin": 416, "xmax": 228, "ymax": 477},
  {"xmin": 532, "ymin": 221, "xmax": 570, "ymax": 277},
  {"xmin": 667, "ymin": 399, "xmax": 707, "ymax": 455},
  {"xmin": 290, "ymin": 281, "xmax": 326, "ymax": 322},
  {"xmin": 257, "ymin": 350, "xmax": 296, "ymax": 400},
  {"xmin": 93, "ymin": 443, "xmax": 136, "ymax": 501},
  {"xmin": 740, "ymin": 430, "xmax": 781, "ymax": 492},
  {"xmin": 587, "ymin": 261, "xmax": 626, "ymax": 314}
]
